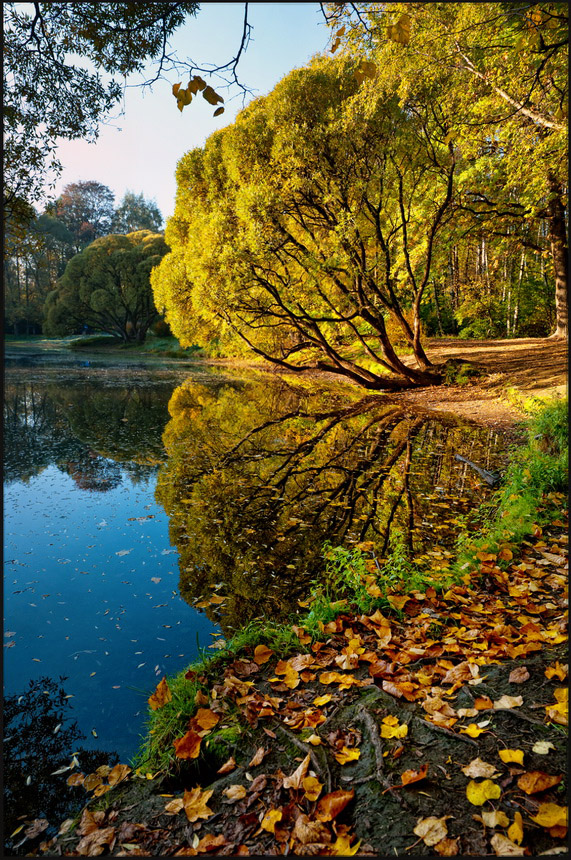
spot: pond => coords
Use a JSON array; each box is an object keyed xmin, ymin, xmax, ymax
[{"xmin": 3, "ymin": 360, "xmax": 509, "ymax": 826}]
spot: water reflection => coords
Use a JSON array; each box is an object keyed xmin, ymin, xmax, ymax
[
  {"xmin": 157, "ymin": 379, "xmax": 507, "ymax": 633},
  {"xmin": 4, "ymin": 376, "xmax": 173, "ymax": 487},
  {"xmin": 3, "ymin": 676, "xmax": 118, "ymax": 855}
]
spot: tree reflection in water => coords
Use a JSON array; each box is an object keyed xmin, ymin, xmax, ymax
[
  {"xmin": 3, "ymin": 677, "xmax": 118, "ymax": 855},
  {"xmin": 157, "ymin": 378, "xmax": 506, "ymax": 634}
]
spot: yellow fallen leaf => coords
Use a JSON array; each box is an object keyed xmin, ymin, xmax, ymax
[
  {"xmin": 544, "ymin": 661, "xmax": 568, "ymax": 681},
  {"xmin": 499, "ymin": 749, "xmax": 524, "ymax": 765},
  {"xmin": 307, "ymin": 734, "xmax": 323, "ymax": 745},
  {"xmin": 459, "ymin": 723, "xmax": 485, "ymax": 738},
  {"xmin": 302, "ymin": 775, "xmax": 323, "ymax": 801},
  {"xmin": 313, "ymin": 694, "xmax": 332, "ymax": 706},
  {"xmin": 329, "ymin": 834, "xmax": 361, "ymax": 855},
  {"xmin": 334, "ymin": 746, "xmax": 361, "ymax": 765},
  {"xmin": 507, "ymin": 811, "xmax": 524, "ymax": 845},
  {"xmin": 530, "ymin": 803, "xmax": 567, "ymax": 829},
  {"xmin": 261, "ymin": 808, "xmax": 283, "ymax": 833},
  {"xmin": 466, "ymin": 779, "xmax": 501, "ymax": 806},
  {"xmin": 182, "ymin": 787, "xmax": 214, "ymax": 822}
]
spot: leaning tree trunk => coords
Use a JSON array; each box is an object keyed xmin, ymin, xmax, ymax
[{"xmin": 546, "ymin": 171, "xmax": 568, "ymax": 339}]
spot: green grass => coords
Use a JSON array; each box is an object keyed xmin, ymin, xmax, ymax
[{"xmin": 453, "ymin": 397, "xmax": 568, "ymax": 576}]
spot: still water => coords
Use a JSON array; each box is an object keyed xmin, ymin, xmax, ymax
[{"xmin": 4, "ymin": 363, "xmax": 508, "ymax": 766}]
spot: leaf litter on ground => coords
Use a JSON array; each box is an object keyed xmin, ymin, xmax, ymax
[{"xmin": 28, "ymin": 506, "xmax": 568, "ymax": 857}]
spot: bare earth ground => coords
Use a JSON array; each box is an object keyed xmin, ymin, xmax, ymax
[{"xmin": 398, "ymin": 337, "xmax": 568, "ymax": 431}]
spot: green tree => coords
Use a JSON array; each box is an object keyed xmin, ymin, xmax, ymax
[
  {"xmin": 3, "ymin": 2, "xmax": 199, "ymax": 229},
  {"xmin": 153, "ymin": 55, "xmax": 458, "ymax": 390},
  {"xmin": 112, "ymin": 191, "xmax": 163, "ymax": 234},
  {"xmin": 324, "ymin": 2, "xmax": 568, "ymax": 337},
  {"xmin": 55, "ymin": 181, "xmax": 116, "ymax": 252},
  {"xmin": 45, "ymin": 230, "xmax": 168, "ymax": 343}
]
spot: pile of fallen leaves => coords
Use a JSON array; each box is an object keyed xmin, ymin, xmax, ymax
[{"xmin": 28, "ymin": 511, "xmax": 568, "ymax": 856}]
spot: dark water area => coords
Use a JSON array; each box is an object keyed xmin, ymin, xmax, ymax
[{"xmin": 3, "ymin": 361, "xmax": 509, "ymax": 844}]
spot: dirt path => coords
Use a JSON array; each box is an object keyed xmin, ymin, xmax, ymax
[{"xmin": 398, "ymin": 337, "xmax": 567, "ymax": 431}]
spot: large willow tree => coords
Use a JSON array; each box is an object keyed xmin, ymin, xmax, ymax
[{"xmin": 153, "ymin": 55, "xmax": 459, "ymax": 389}]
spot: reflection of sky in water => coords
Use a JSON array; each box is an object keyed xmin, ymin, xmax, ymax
[{"xmin": 4, "ymin": 375, "xmax": 220, "ymax": 762}]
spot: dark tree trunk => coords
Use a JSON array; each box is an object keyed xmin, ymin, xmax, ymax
[{"xmin": 546, "ymin": 171, "xmax": 568, "ymax": 339}]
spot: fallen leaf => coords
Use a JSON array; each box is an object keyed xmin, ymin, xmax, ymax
[
  {"xmin": 509, "ymin": 667, "xmax": 530, "ymax": 684},
  {"xmin": 164, "ymin": 798, "xmax": 184, "ymax": 815},
  {"xmin": 459, "ymin": 723, "xmax": 485, "ymax": 738},
  {"xmin": 517, "ymin": 771, "xmax": 562, "ymax": 794},
  {"xmin": 490, "ymin": 833, "xmax": 525, "ymax": 856},
  {"xmin": 253, "ymin": 644, "xmax": 273, "ymax": 665},
  {"xmin": 532, "ymin": 741, "xmax": 555, "ymax": 755},
  {"xmin": 283, "ymin": 753, "xmax": 310, "ymax": 789},
  {"xmin": 302, "ymin": 775, "xmax": 323, "ymax": 801},
  {"xmin": 222, "ymin": 784, "xmax": 247, "ymax": 801},
  {"xmin": 480, "ymin": 810, "xmax": 510, "ymax": 828},
  {"xmin": 196, "ymin": 834, "xmax": 227, "ymax": 852},
  {"xmin": 193, "ymin": 708, "xmax": 220, "ymax": 731},
  {"xmin": 83, "ymin": 773, "xmax": 103, "ymax": 792},
  {"xmin": 466, "ymin": 779, "xmax": 501, "ymax": 806},
  {"xmin": 173, "ymin": 730, "xmax": 202, "ymax": 760},
  {"xmin": 530, "ymin": 803, "xmax": 567, "ymax": 829},
  {"xmin": 508, "ymin": 811, "xmax": 524, "ymax": 845},
  {"xmin": 434, "ymin": 837, "xmax": 460, "ymax": 856},
  {"xmin": 413, "ymin": 816, "xmax": 450, "ymax": 847},
  {"xmin": 260, "ymin": 808, "xmax": 283, "ymax": 833},
  {"xmin": 316, "ymin": 789, "xmax": 355, "ymax": 822},
  {"xmin": 334, "ymin": 746, "xmax": 361, "ymax": 764},
  {"xmin": 499, "ymin": 749, "xmax": 524, "ymax": 765},
  {"xmin": 216, "ymin": 756, "xmax": 236, "ymax": 774},
  {"xmin": 401, "ymin": 762, "xmax": 429, "ymax": 785},
  {"xmin": 108, "ymin": 764, "xmax": 131, "ymax": 786},
  {"xmin": 248, "ymin": 747, "xmax": 266, "ymax": 767},
  {"xmin": 292, "ymin": 813, "xmax": 331, "ymax": 845},
  {"xmin": 493, "ymin": 695, "xmax": 523, "ymax": 710},
  {"xmin": 462, "ymin": 757, "xmax": 499, "ymax": 779},
  {"xmin": 76, "ymin": 826, "xmax": 116, "ymax": 856},
  {"xmin": 544, "ymin": 661, "xmax": 568, "ymax": 681},
  {"xmin": 182, "ymin": 787, "xmax": 214, "ymax": 822},
  {"xmin": 67, "ymin": 773, "xmax": 85, "ymax": 787}
]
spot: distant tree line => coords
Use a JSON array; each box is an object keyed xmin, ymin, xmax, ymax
[{"xmin": 4, "ymin": 182, "xmax": 164, "ymax": 336}]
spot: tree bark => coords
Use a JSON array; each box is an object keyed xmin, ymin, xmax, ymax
[{"xmin": 546, "ymin": 171, "xmax": 568, "ymax": 339}]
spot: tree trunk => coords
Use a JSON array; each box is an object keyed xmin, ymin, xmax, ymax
[{"xmin": 546, "ymin": 171, "xmax": 568, "ymax": 339}]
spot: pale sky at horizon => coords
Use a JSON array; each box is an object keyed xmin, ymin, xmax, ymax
[{"xmin": 49, "ymin": 3, "xmax": 330, "ymax": 224}]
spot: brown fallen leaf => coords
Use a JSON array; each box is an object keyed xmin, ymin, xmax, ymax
[
  {"xmin": 316, "ymin": 789, "xmax": 355, "ymax": 822},
  {"xmin": 461, "ymin": 757, "xmax": 499, "ymax": 779},
  {"xmin": 193, "ymin": 708, "xmax": 220, "ymax": 731},
  {"xmin": 107, "ymin": 763, "xmax": 131, "ymax": 786},
  {"xmin": 253, "ymin": 644, "xmax": 273, "ymax": 664},
  {"xmin": 508, "ymin": 667, "xmax": 530, "ymax": 684},
  {"xmin": 75, "ymin": 826, "xmax": 116, "ymax": 856},
  {"xmin": 248, "ymin": 746, "xmax": 267, "ymax": 767},
  {"xmin": 217, "ymin": 756, "xmax": 236, "ymax": 775},
  {"xmin": 489, "ymin": 833, "xmax": 525, "ymax": 856},
  {"xmin": 173, "ymin": 730, "xmax": 202, "ymax": 759},
  {"xmin": 414, "ymin": 816, "xmax": 450, "ymax": 847},
  {"xmin": 77, "ymin": 809, "xmax": 105, "ymax": 837},
  {"xmin": 517, "ymin": 771, "xmax": 563, "ymax": 795},
  {"xmin": 401, "ymin": 762, "xmax": 429, "ymax": 785}
]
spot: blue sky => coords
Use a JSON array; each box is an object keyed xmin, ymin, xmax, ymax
[{"xmin": 52, "ymin": 3, "xmax": 330, "ymax": 222}]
